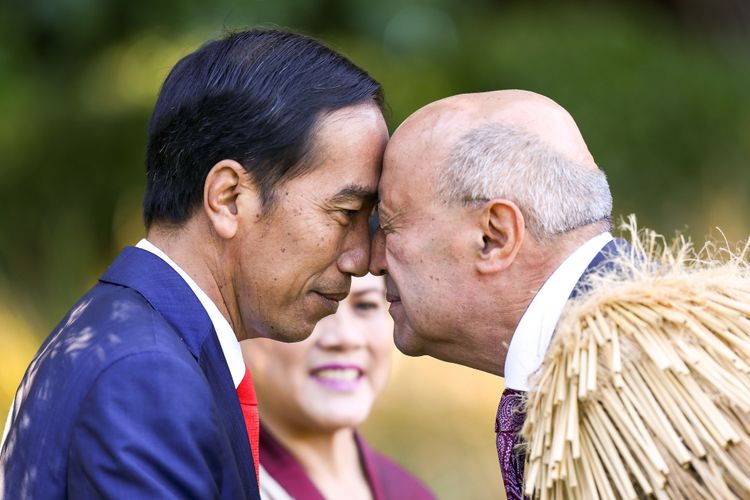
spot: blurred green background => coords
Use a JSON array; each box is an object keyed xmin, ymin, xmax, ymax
[{"xmin": 1, "ymin": 0, "xmax": 748, "ymax": 497}]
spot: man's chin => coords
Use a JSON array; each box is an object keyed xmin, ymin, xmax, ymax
[
  {"xmin": 393, "ymin": 323, "xmax": 425, "ymax": 357},
  {"xmin": 263, "ymin": 327, "xmax": 311, "ymax": 343},
  {"xmin": 272, "ymin": 297, "xmax": 340, "ymax": 343},
  {"xmin": 264, "ymin": 315, "xmax": 318, "ymax": 343}
]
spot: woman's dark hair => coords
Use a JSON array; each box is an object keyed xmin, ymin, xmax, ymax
[{"xmin": 143, "ymin": 28, "xmax": 384, "ymax": 228}]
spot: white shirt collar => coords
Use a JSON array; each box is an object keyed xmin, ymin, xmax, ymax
[
  {"xmin": 136, "ymin": 239, "xmax": 246, "ymax": 388},
  {"xmin": 503, "ymin": 232, "xmax": 612, "ymax": 391}
]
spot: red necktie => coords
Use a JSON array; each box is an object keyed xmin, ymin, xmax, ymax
[{"xmin": 237, "ymin": 364, "xmax": 260, "ymax": 481}]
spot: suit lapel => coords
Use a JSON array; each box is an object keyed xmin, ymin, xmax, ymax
[
  {"xmin": 569, "ymin": 237, "xmax": 630, "ymax": 300},
  {"xmin": 100, "ymin": 247, "xmax": 257, "ymax": 492},
  {"xmin": 99, "ymin": 246, "xmax": 212, "ymax": 357},
  {"xmin": 200, "ymin": 331, "xmax": 258, "ymax": 492}
]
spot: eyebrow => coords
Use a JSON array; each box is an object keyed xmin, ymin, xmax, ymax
[{"xmin": 330, "ymin": 184, "xmax": 378, "ymax": 205}]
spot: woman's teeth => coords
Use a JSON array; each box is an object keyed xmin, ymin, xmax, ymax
[{"xmin": 314, "ymin": 368, "xmax": 360, "ymax": 381}]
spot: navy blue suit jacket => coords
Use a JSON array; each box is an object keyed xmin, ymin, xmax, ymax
[
  {"xmin": 1, "ymin": 247, "xmax": 260, "ymax": 499},
  {"xmin": 570, "ymin": 237, "xmax": 630, "ymax": 300}
]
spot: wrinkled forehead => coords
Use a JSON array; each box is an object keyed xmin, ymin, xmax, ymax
[
  {"xmin": 378, "ymin": 106, "xmax": 474, "ymax": 215},
  {"xmin": 379, "ymin": 136, "xmax": 440, "ymax": 218}
]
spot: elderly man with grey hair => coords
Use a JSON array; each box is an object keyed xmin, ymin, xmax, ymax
[{"xmin": 369, "ymin": 89, "xmax": 619, "ymax": 499}]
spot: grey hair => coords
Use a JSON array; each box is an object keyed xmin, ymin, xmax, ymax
[{"xmin": 437, "ymin": 123, "xmax": 613, "ymax": 240}]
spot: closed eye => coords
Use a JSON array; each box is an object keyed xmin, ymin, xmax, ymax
[
  {"xmin": 333, "ymin": 207, "xmax": 364, "ymax": 226},
  {"xmin": 354, "ymin": 300, "xmax": 379, "ymax": 311}
]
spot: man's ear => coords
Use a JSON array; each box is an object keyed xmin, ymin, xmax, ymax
[
  {"xmin": 203, "ymin": 160, "xmax": 259, "ymax": 239},
  {"xmin": 475, "ymin": 199, "xmax": 525, "ymax": 274}
]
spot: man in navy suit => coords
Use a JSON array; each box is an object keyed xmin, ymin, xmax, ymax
[
  {"xmin": 369, "ymin": 90, "xmax": 619, "ymax": 499},
  {"xmin": 1, "ymin": 29, "xmax": 388, "ymax": 498}
]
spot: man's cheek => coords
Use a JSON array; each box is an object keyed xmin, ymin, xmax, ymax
[{"xmin": 385, "ymin": 237, "xmax": 410, "ymax": 265}]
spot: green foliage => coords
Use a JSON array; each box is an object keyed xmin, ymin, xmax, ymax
[{"xmin": 1, "ymin": 0, "xmax": 748, "ymax": 326}]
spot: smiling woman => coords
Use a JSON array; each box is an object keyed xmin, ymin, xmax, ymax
[{"xmin": 241, "ymin": 274, "xmax": 434, "ymax": 500}]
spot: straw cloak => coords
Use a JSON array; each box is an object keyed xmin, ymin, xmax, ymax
[{"xmin": 521, "ymin": 225, "xmax": 750, "ymax": 499}]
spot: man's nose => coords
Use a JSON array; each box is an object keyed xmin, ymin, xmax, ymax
[
  {"xmin": 337, "ymin": 220, "xmax": 370, "ymax": 277},
  {"xmin": 369, "ymin": 228, "xmax": 387, "ymax": 276}
]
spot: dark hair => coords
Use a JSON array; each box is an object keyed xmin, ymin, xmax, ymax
[{"xmin": 143, "ymin": 28, "xmax": 384, "ymax": 228}]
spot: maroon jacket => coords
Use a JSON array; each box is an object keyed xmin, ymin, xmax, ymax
[{"xmin": 260, "ymin": 424, "xmax": 435, "ymax": 500}]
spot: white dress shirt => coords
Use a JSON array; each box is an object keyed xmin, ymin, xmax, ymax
[
  {"xmin": 136, "ymin": 239, "xmax": 246, "ymax": 388},
  {"xmin": 503, "ymin": 232, "xmax": 613, "ymax": 391}
]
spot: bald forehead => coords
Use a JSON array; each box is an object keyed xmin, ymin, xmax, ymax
[
  {"xmin": 383, "ymin": 102, "xmax": 465, "ymax": 183},
  {"xmin": 387, "ymin": 90, "xmax": 598, "ymax": 173}
]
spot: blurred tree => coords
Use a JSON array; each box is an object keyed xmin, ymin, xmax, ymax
[{"xmin": 648, "ymin": 0, "xmax": 750, "ymax": 37}]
